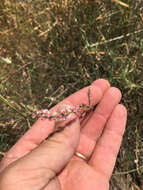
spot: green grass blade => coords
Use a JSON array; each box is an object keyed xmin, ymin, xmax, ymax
[{"xmin": 0, "ymin": 95, "xmax": 27, "ymax": 118}]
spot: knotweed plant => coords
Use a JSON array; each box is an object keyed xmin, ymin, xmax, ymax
[{"xmin": 32, "ymin": 89, "xmax": 95, "ymax": 122}]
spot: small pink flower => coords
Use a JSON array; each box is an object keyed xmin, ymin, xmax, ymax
[
  {"xmin": 42, "ymin": 109, "xmax": 49, "ymax": 114},
  {"xmin": 36, "ymin": 110, "xmax": 44, "ymax": 115},
  {"xmin": 72, "ymin": 105, "xmax": 80, "ymax": 114},
  {"xmin": 46, "ymin": 110, "xmax": 50, "ymax": 117},
  {"xmin": 32, "ymin": 113, "xmax": 37, "ymax": 119},
  {"xmin": 36, "ymin": 110, "xmax": 40, "ymax": 115},
  {"xmin": 22, "ymin": 71, "xmax": 27, "ymax": 78}
]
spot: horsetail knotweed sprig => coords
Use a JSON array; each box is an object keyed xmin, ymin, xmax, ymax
[
  {"xmin": 32, "ymin": 88, "xmax": 95, "ymax": 121},
  {"xmin": 32, "ymin": 103, "xmax": 94, "ymax": 121}
]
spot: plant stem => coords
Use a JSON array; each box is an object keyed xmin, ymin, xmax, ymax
[{"xmin": 0, "ymin": 95, "xmax": 27, "ymax": 118}]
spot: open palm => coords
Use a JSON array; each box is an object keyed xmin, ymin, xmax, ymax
[{"xmin": 0, "ymin": 79, "xmax": 127, "ymax": 190}]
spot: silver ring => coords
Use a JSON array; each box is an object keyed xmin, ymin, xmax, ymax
[{"xmin": 75, "ymin": 152, "xmax": 88, "ymax": 161}]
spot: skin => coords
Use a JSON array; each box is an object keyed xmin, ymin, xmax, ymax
[{"xmin": 0, "ymin": 79, "xmax": 127, "ymax": 190}]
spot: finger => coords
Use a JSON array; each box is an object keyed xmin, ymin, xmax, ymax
[
  {"xmin": 63, "ymin": 84, "xmax": 102, "ymax": 106},
  {"xmin": 3, "ymin": 115, "xmax": 81, "ymax": 189},
  {"xmin": 91, "ymin": 78, "xmax": 110, "ymax": 92},
  {"xmin": 0, "ymin": 84, "xmax": 102, "ymax": 171},
  {"xmin": 89, "ymin": 104, "xmax": 127, "ymax": 180},
  {"xmin": 0, "ymin": 119, "xmax": 55, "ymax": 172},
  {"xmin": 75, "ymin": 87, "xmax": 122, "ymax": 159},
  {"xmin": 80, "ymin": 79, "xmax": 110, "ymax": 126}
]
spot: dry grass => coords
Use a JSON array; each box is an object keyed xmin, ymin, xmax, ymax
[{"xmin": 0, "ymin": 0, "xmax": 143, "ymax": 189}]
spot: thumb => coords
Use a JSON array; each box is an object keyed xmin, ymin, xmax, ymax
[
  {"xmin": 25, "ymin": 113, "xmax": 80, "ymax": 174},
  {"xmin": 2, "ymin": 106, "xmax": 80, "ymax": 189}
]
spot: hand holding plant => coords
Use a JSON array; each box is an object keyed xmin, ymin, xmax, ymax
[{"xmin": 0, "ymin": 79, "xmax": 127, "ymax": 190}]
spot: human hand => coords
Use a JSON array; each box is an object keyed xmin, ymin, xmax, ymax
[{"xmin": 0, "ymin": 79, "xmax": 127, "ymax": 190}]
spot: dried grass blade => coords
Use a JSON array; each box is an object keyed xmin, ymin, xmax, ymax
[{"xmin": 112, "ymin": 0, "xmax": 129, "ymax": 8}]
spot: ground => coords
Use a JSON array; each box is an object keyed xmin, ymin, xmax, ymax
[{"xmin": 0, "ymin": 0, "xmax": 143, "ymax": 189}]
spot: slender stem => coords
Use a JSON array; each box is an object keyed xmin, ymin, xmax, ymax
[
  {"xmin": 0, "ymin": 95, "xmax": 27, "ymax": 118},
  {"xmin": 112, "ymin": 165, "xmax": 143, "ymax": 175},
  {"xmin": 88, "ymin": 88, "xmax": 91, "ymax": 106}
]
